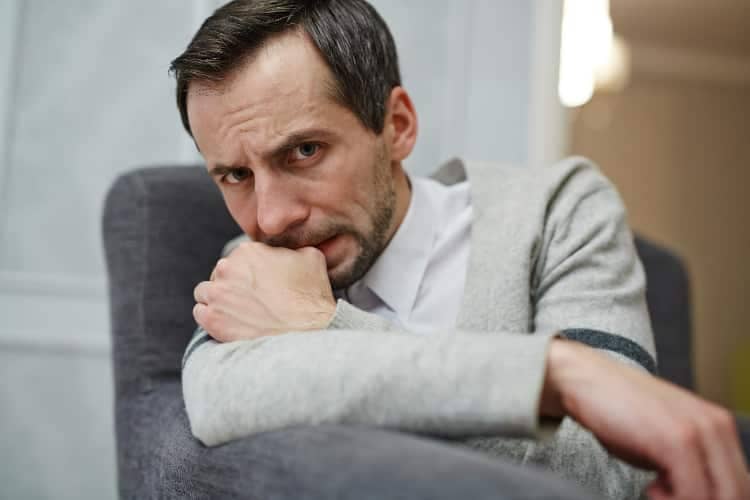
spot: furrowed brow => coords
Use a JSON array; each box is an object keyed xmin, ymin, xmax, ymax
[
  {"xmin": 265, "ymin": 128, "xmax": 335, "ymax": 159},
  {"xmin": 208, "ymin": 165, "xmax": 246, "ymax": 177},
  {"xmin": 206, "ymin": 128, "xmax": 335, "ymax": 175}
]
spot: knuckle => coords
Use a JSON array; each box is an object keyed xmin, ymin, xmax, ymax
[
  {"xmin": 303, "ymin": 246, "xmax": 325, "ymax": 261},
  {"xmin": 712, "ymin": 408, "xmax": 736, "ymax": 436},
  {"xmin": 205, "ymin": 285, "xmax": 215, "ymax": 303},
  {"xmin": 214, "ymin": 258, "xmax": 230, "ymax": 277},
  {"xmin": 202, "ymin": 283, "xmax": 215, "ymax": 303},
  {"xmin": 239, "ymin": 240, "xmax": 261, "ymax": 253},
  {"xmin": 675, "ymin": 422, "xmax": 700, "ymax": 448},
  {"xmin": 201, "ymin": 307, "xmax": 223, "ymax": 337},
  {"xmin": 237, "ymin": 241, "xmax": 265, "ymax": 261},
  {"xmin": 695, "ymin": 403, "xmax": 734, "ymax": 439},
  {"xmin": 194, "ymin": 281, "xmax": 209, "ymax": 302}
]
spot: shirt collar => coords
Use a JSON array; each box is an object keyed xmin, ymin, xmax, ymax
[{"xmin": 358, "ymin": 175, "xmax": 437, "ymax": 318}]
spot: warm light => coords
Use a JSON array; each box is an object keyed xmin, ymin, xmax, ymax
[
  {"xmin": 558, "ymin": 0, "xmax": 628, "ymax": 108},
  {"xmin": 595, "ymin": 34, "xmax": 631, "ymax": 92}
]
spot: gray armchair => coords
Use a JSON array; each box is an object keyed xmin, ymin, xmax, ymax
[{"xmin": 103, "ymin": 165, "xmax": 749, "ymax": 499}]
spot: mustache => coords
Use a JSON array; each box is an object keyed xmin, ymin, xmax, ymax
[{"xmin": 264, "ymin": 222, "xmax": 354, "ymax": 249}]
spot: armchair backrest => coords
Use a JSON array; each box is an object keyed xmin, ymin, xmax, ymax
[
  {"xmin": 634, "ymin": 237, "xmax": 695, "ymax": 389},
  {"xmin": 103, "ymin": 166, "xmax": 240, "ymax": 395}
]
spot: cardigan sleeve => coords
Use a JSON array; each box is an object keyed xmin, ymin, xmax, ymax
[
  {"xmin": 530, "ymin": 157, "xmax": 656, "ymax": 367},
  {"xmin": 183, "ymin": 315, "xmax": 559, "ymax": 447}
]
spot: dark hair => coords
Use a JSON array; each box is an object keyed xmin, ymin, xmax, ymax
[{"xmin": 169, "ymin": 0, "xmax": 401, "ymax": 136}]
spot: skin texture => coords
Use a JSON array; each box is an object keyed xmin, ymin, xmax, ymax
[
  {"xmin": 545, "ymin": 340, "xmax": 749, "ymax": 500},
  {"xmin": 186, "ymin": 28, "xmax": 749, "ymax": 500}
]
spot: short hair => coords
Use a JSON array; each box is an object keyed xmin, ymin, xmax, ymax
[{"xmin": 169, "ymin": 0, "xmax": 402, "ymax": 136}]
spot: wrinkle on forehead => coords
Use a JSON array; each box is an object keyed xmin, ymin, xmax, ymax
[{"xmin": 187, "ymin": 30, "xmax": 350, "ymax": 164}]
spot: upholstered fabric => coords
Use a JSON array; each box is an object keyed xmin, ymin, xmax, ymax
[{"xmin": 634, "ymin": 237, "xmax": 695, "ymax": 390}]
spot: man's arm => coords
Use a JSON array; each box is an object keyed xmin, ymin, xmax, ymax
[
  {"xmin": 184, "ymin": 160, "xmax": 657, "ymax": 447},
  {"xmin": 542, "ymin": 339, "xmax": 749, "ymax": 500},
  {"xmin": 183, "ymin": 318, "xmax": 559, "ymax": 446},
  {"xmin": 182, "ymin": 161, "xmax": 748, "ymax": 499}
]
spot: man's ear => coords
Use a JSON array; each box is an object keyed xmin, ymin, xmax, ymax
[{"xmin": 384, "ymin": 87, "xmax": 418, "ymax": 162}]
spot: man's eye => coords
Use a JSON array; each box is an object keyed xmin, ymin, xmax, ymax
[
  {"xmin": 223, "ymin": 169, "xmax": 251, "ymax": 184},
  {"xmin": 290, "ymin": 143, "xmax": 320, "ymax": 161}
]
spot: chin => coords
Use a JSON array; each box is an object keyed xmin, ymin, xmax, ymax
[
  {"xmin": 325, "ymin": 236, "xmax": 377, "ymax": 290},
  {"xmin": 327, "ymin": 252, "xmax": 368, "ymax": 290},
  {"xmin": 327, "ymin": 262, "xmax": 355, "ymax": 290}
]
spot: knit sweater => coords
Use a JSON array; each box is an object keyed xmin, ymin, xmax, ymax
[{"xmin": 182, "ymin": 156, "xmax": 657, "ymax": 499}]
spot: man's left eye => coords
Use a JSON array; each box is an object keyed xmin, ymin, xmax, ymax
[{"xmin": 291, "ymin": 143, "xmax": 320, "ymax": 161}]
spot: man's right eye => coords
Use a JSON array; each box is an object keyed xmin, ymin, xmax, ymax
[{"xmin": 223, "ymin": 168, "xmax": 251, "ymax": 185}]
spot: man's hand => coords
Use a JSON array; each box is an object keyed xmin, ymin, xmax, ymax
[
  {"xmin": 542, "ymin": 339, "xmax": 750, "ymax": 500},
  {"xmin": 193, "ymin": 241, "xmax": 336, "ymax": 342}
]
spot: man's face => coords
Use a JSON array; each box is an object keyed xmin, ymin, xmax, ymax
[{"xmin": 187, "ymin": 31, "xmax": 403, "ymax": 289}]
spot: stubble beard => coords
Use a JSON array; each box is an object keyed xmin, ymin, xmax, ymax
[
  {"xmin": 264, "ymin": 143, "xmax": 397, "ymax": 291},
  {"xmin": 327, "ymin": 144, "xmax": 396, "ymax": 290}
]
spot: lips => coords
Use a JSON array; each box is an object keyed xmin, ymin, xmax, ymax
[{"xmin": 314, "ymin": 235, "xmax": 338, "ymax": 254}]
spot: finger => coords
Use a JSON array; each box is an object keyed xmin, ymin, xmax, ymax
[
  {"xmin": 727, "ymin": 439, "xmax": 750, "ymax": 499},
  {"xmin": 194, "ymin": 281, "xmax": 211, "ymax": 304},
  {"xmin": 192, "ymin": 302, "xmax": 206, "ymax": 325},
  {"xmin": 646, "ymin": 475, "xmax": 672, "ymax": 500},
  {"xmin": 211, "ymin": 258, "xmax": 229, "ymax": 281},
  {"xmin": 666, "ymin": 424, "xmax": 712, "ymax": 500},
  {"xmin": 724, "ymin": 418, "xmax": 750, "ymax": 499},
  {"xmin": 698, "ymin": 409, "xmax": 748, "ymax": 500},
  {"xmin": 298, "ymin": 245, "xmax": 322, "ymax": 256}
]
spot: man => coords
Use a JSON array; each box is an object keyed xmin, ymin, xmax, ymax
[{"xmin": 170, "ymin": 1, "xmax": 749, "ymax": 499}]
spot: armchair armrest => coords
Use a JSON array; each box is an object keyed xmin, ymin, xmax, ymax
[{"xmin": 121, "ymin": 381, "xmax": 594, "ymax": 499}]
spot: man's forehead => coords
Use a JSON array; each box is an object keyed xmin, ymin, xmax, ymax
[
  {"xmin": 190, "ymin": 31, "xmax": 332, "ymax": 105},
  {"xmin": 186, "ymin": 31, "xmax": 343, "ymax": 139}
]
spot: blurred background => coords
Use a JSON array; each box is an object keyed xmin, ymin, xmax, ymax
[{"xmin": 0, "ymin": 0, "xmax": 747, "ymax": 498}]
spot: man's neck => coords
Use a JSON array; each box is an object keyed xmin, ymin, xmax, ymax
[{"xmin": 385, "ymin": 163, "xmax": 412, "ymax": 247}]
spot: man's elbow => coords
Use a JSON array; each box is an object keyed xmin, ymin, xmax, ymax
[
  {"xmin": 182, "ymin": 361, "xmax": 224, "ymax": 447},
  {"xmin": 187, "ymin": 410, "xmax": 214, "ymax": 447}
]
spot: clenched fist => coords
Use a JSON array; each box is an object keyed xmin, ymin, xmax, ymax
[{"xmin": 193, "ymin": 241, "xmax": 336, "ymax": 342}]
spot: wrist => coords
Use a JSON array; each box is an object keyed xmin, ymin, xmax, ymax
[
  {"xmin": 541, "ymin": 338, "xmax": 595, "ymax": 417},
  {"xmin": 307, "ymin": 298, "xmax": 337, "ymax": 330}
]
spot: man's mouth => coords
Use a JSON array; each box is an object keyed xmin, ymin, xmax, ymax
[{"xmin": 314, "ymin": 235, "xmax": 339, "ymax": 254}]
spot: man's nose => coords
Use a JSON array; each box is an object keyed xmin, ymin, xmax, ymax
[{"xmin": 254, "ymin": 172, "xmax": 309, "ymax": 238}]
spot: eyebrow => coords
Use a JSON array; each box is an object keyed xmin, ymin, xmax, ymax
[
  {"xmin": 208, "ymin": 165, "xmax": 244, "ymax": 178},
  {"xmin": 208, "ymin": 127, "xmax": 336, "ymax": 177}
]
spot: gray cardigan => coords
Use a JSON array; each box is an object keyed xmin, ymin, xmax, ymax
[{"xmin": 182, "ymin": 156, "xmax": 657, "ymax": 499}]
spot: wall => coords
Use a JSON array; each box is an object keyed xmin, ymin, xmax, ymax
[
  {"xmin": 0, "ymin": 2, "xmax": 204, "ymax": 499},
  {"xmin": 570, "ymin": 51, "xmax": 750, "ymax": 408},
  {"xmin": 0, "ymin": 1, "xmax": 563, "ymax": 498}
]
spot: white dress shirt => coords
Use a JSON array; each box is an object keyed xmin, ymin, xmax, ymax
[{"xmin": 334, "ymin": 175, "xmax": 472, "ymax": 333}]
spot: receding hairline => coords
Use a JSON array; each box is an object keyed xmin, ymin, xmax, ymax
[
  {"xmin": 171, "ymin": 0, "xmax": 403, "ymax": 136},
  {"xmin": 184, "ymin": 28, "xmax": 346, "ymax": 116}
]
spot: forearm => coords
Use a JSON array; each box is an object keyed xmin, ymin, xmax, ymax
[
  {"xmin": 182, "ymin": 325, "xmax": 557, "ymax": 447},
  {"xmin": 182, "ymin": 307, "xmax": 654, "ymax": 448}
]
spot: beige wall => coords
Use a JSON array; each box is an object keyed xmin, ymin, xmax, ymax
[{"xmin": 570, "ymin": 75, "xmax": 750, "ymax": 408}]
